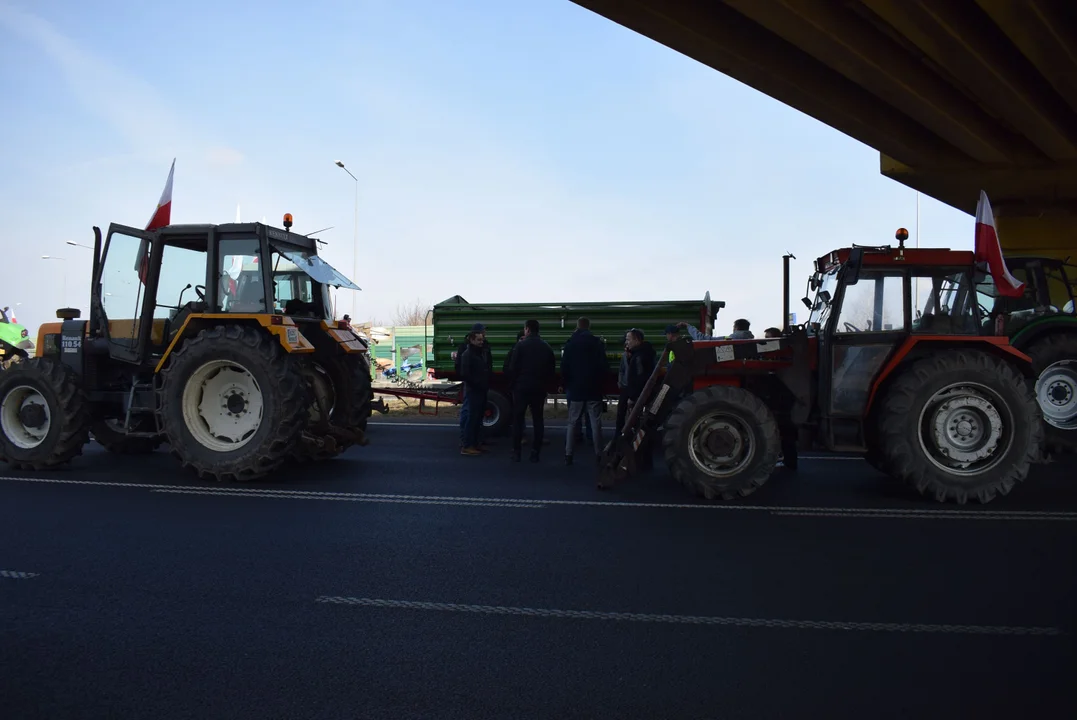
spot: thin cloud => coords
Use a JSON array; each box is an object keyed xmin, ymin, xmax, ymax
[{"xmin": 0, "ymin": 2, "xmax": 241, "ymax": 167}]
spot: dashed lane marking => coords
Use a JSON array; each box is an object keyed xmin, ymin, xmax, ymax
[
  {"xmin": 315, "ymin": 596, "xmax": 1064, "ymax": 636},
  {"xmin": 3, "ymin": 476, "xmax": 1074, "ymax": 521},
  {"xmin": 0, "ymin": 570, "xmax": 39, "ymax": 579}
]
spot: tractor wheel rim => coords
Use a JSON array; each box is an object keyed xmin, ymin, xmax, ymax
[
  {"xmin": 483, "ymin": 400, "xmax": 500, "ymax": 428},
  {"xmin": 687, "ymin": 412, "xmax": 755, "ymax": 479},
  {"xmin": 1034, "ymin": 360, "xmax": 1077, "ymax": 430},
  {"xmin": 918, "ymin": 383, "xmax": 1010, "ymax": 477},
  {"xmin": 182, "ymin": 360, "xmax": 264, "ymax": 452},
  {"xmin": 0, "ymin": 384, "xmax": 51, "ymax": 450}
]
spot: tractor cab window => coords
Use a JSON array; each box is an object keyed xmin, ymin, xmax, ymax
[
  {"xmin": 154, "ymin": 244, "xmax": 208, "ymax": 321},
  {"xmin": 270, "ymin": 251, "xmax": 318, "ymax": 316},
  {"xmin": 808, "ymin": 269, "xmax": 839, "ymax": 330},
  {"xmin": 100, "ymin": 230, "xmax": 149, "ymax": 347},
  {"xmin": 914, "ymin": 269, "xmax": 980, "ymax": 335},
  {"xmin": 835, "ymin": 273, "xmax": 903, "ymax": 333},
  {"xmin": 217, "ymin": 238, "xmax": 266, "ymax": 313}
]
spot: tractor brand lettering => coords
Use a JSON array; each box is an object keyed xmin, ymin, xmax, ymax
[
  {"xmin": 266, "ymin": 228, "xmax": 292, "ymax": 242},
  {"xmin": 62, "ymin": 336, "xmax": 81, "ymax": 354}
]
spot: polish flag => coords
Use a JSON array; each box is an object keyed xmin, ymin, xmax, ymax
[
  {"xmin": 974, "ymin": 190, "xmax": 1024, "ymax": 298},
  {"xmin": 135, "ymin": 159, "xmax": 175, "ymax": 282}
]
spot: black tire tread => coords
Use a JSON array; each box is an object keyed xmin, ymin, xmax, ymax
[
  {"xmin": 158, "ymin": 325, "xmax": 309, "ymax": 482},
  {"xmin": 876, "ymin": 350, "xmax": 1043, "ymax": 504},
  {"xmin": 662, "ymin": 385, "xmax": 780, "ymax": 501},
  {"xmin": 0, "ymin": 357, "xmax": 89, "ymax": 469},
  {"xmin": 292, "ymin": 353, "xmax": 372, "ymax": 462}
]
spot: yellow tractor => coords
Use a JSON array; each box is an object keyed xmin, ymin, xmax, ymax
[{"xmin": 0, "ymin": 215, "xmax": 372, "ymax": 480}]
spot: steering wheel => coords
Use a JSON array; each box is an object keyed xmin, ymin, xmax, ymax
[
  {"xmin": 195, "ymin": 285, "xmax": 206, "ymax": 301},
  {"xmin": 843, "ymin": 321, "xmax": 861, "ymax": 333}
]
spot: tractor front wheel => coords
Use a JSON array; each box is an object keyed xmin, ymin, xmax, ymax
[
  {"xmin": 875, "ymin": 351, "xmax": 1042, "ymax": 504},
  {"xmin": 0, "ymin": 357, "xmax": 89, "ymax": 469},
  {"xmin": 158, "ymin": 325, "xmax": 310, "ymax": 481},
  {"xmin": 662, "ymin": 385, "xmax": 780, "ymax": 500}
]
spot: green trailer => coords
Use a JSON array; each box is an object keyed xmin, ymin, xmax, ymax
[{"xmin": 424, "ymin": 293, "xmax": 724, "ymax": 433}]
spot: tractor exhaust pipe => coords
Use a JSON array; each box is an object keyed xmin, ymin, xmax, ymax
[{"xmin": 782, "ymin": 253, "xmax": 796, "ymax": 333}]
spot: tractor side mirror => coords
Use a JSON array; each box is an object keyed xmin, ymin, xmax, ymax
[{"xmin": 802, "ymin": 296, "xmax": 812, "ymax": 309}]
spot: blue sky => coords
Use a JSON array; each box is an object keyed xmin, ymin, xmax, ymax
[{"xmin": 0, "ymin": 0, "xmax": 974, "ymax": 334}]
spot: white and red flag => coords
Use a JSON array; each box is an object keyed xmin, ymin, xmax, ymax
[
  {"xmin": 974, "ymin": 190, "xmax": 1024, "ymax": 298},
  {"xmin": 135, "ymin": 158, "xmax": 175, "ymax": 283}
]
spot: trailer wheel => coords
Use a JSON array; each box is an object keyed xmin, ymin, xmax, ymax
[
  {"xmin": 483, "ymin": 390, "xmax": 511, "ymax": 436},
  {"xmin": 1024, "ymin": 333, "xmax": 1077, "ymax": 456},
  {"xmin": 158, "ymin": 325, "xmax": 310, "ymax": 481},
  {"xmin": 0, "ymin": 357, "xmax": 89, "ymax": 469},
  {"xmin": 662, "ymin": 385, "xmax": 780, "ymax": 500},
  {"xmin": 875, "ymin": 350, "xmax": 1042, "ymax": 504}
]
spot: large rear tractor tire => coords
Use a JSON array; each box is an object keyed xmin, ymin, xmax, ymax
[
  {"xmin": 292, "ymin": 354, "xmax": 373, "ymax": 462},
  {"xmin": 0, "ymin": 357, "xmax": 89, "ymax": 470},
  {"xmin": 875, "ymin": 351, "xmax": 1042, "ymax": 504},
  {"xmin": 158, "ymin": 325, "xmax": 310, "ymax": 481},
  {"xmin": 1025, "ymin": 333, "xmax": 1077, "ymax": 457},
  {"xmin": 91, "ymin": 418, "xmax": 164, "ymax": 455},
  {"xmin": 662, "ymin": 385, "xmax": 780, "ymax": 500}
]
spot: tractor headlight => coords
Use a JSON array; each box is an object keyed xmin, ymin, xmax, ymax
[
  {"xmin": 17, "ymin": 339, "xmax": 34, "ymax": 350},
  {"xmin": 43, "ymin": 333, "xmax": 60, "ymax": 355}
]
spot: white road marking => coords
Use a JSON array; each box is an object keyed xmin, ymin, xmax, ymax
[
  {"xmin": 0, "ymin": 570, "xmax": 39, "ymax": 579},
  {"xmin": 315, "ymin": 596, "xmax": 1064, "ymax": 636},
  {"xmin": 3, "ymin": 476, "xmax": 1073, "ymax": 521},
  {"xmin": 150, "ymin": 488, "xmax": 544, "ymax": 509}
]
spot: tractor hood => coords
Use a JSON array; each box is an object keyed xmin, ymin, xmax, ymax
[{"xmin": 271, "ymin": 243, "xmax": 361, "ymax": 291}]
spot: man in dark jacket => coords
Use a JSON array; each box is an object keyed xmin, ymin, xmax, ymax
[
  {"xmin": 616, "ymin": 328, "xmax": 657, "ymax": 436},
  {"xmin": 456, "ymin": 323, "xmax": 493, "ymax": 450},
  {"xmin": 561, "ymin": 317, "xmax": 607, "ymax": 464},
  {"xmin": 507, "ymin": 319, "xmax": 556, "ymax": 462},
  {"xmin": 459, "ymin": 327, "xmax": 491, "ymax": 456}
]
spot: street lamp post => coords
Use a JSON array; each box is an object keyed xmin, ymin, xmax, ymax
[
  {"xmin": 334, "ymin": 159, "xmax": 360, "ymax": 320},
  {"xmin": 41, "ymin": 255, "xmax": 68, "ymax": 308}
]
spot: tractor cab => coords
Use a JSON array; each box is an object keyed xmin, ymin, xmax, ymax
[
  {"xmin": 85, "ymin": 214, "xmax": 360, "ymax": 369},
  {"xmin": 802, "ymin": 232, "xmax": 995, "ymax": 449}
]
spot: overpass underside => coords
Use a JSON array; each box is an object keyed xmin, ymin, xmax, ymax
[{"xmin": 572, "ymin": 0, "xmax": 1077, "ymax": 258}]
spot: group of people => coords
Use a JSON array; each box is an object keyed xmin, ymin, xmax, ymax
[{"xmin": 455, "ymin": 315, "xmax": 779, "ymax": 464}]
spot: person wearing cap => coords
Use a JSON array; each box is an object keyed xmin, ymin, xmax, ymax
[{"xmin": 459, "ymin": 325, "xmax": 492, "ymax": 455}]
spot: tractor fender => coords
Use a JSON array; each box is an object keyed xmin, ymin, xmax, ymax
[
  {"xmin": 865, "ymin": 336, "xmax": 1034, "ymax": 416},
  {"xmin": 1009, "ymin": 315, "xmax": 1077, "ymax": 351},
  {"xmin": 154, "ymin": 314, "xmax": 315, "ymax": 373}
]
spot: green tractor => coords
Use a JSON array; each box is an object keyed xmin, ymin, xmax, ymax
[
  {"xmin": 0, "ymin": 306, "xmax": 34, "ymax": 369},
  {"xmin": 978, "ymin": 256, "xmax": 1077, "ymax": 456}
]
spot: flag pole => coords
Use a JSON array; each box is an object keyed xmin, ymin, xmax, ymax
[{"xmin": 915, "ymin": 191, "xmax": 921, "ymax": 302}]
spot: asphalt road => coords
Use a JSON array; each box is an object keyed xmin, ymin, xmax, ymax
[{"xmin": 2, "ymin": 418, "xmax": 1075, "ymax": 720}]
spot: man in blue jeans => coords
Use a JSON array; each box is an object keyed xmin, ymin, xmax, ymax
[
  {"xmin": 456, "ymin": 323, "xmax": 492, "ymax": 450},
  {"xmin": 459, "ymin": 326, "xmax": 492, "ymax": 455}
]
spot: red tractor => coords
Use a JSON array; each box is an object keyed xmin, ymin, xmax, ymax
[{"xmin": 601, "ymin": 231, "xmax": 1045, "ymax": 504}]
